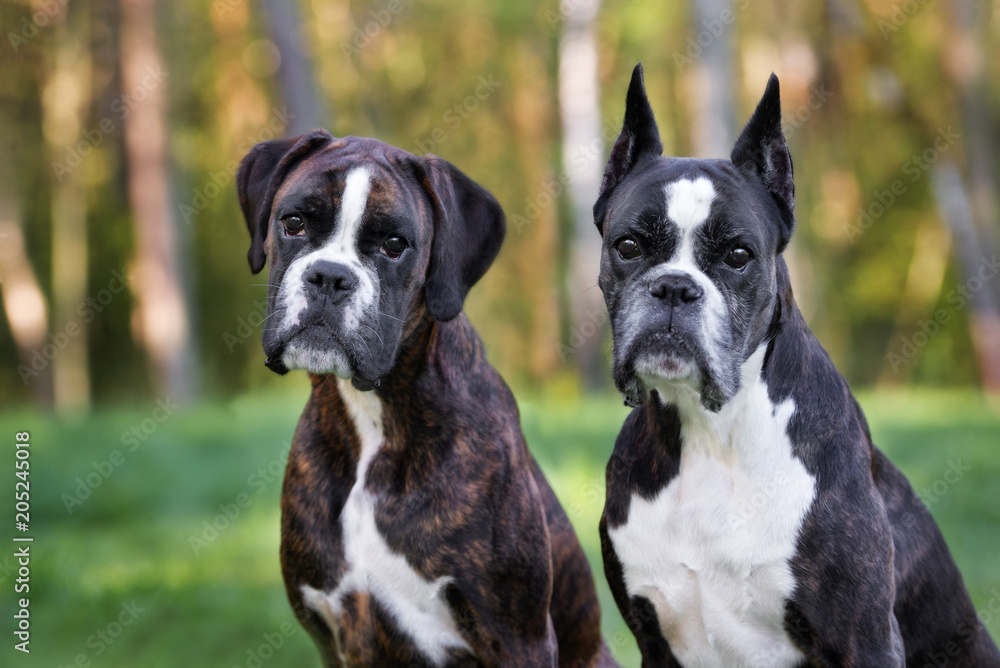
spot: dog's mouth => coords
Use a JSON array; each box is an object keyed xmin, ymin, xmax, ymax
[
  {"xmin": 264, "ymin": 323, "xmax": 354, "ymax": 376},
  {"xmin": 616, "ymin": 337, "xmax": 696, "ymax": 403},
  {"xmin": 262, "ymin": 314, "xmax": 392, "ymax": 391},
  {"xmin": 261, "ymin": 325, "xmax": 290, "ymax": 375},
  {"xmin": 263, "ymin": 352, "xmax": 289, "ymax": 375},
  {"xmin": 615, "ymin": 330, "xmax": 733, "ymax": 412},
  {"xmin": 636, "ymin": 351, "xmax": 699, "ymax": 383}
]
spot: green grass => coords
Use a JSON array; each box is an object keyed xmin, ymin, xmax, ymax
[{"xmin": 2, "ymin": 388, "xmax": 998, "ymax": 667}]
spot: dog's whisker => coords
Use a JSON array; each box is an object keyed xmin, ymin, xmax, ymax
[
  {"xmin": 355, "ymin": 335, "xmax": 372, "ymax": 358},
  {"xmin": 362, "ymin": 323, "xmax": 384, "ymax": 346},
  {"xmin": 376, "ymin": 310, "xmax": 405, "ymax": 323}
]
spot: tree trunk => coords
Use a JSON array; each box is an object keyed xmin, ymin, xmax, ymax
[
  {"xmin": 120, "ymin": 0, "xmax": 195, "ymax": 402},
  {"xmin": 41, "ymin": 9, "xmax": 91, "ymax": 412},
  {"xmin": 689, "ymin": 0, "xmax": 736, "ymax": 158},
  {"xmin": 0, "ymin": 183, "xmax": 52, "ymax": 404},
  {"xmin": 939, "ymin": 0, "xmax": 1000, "ymax": 392},
  {"xmin": 951, "ymin": 0, "xmax": 998, "ymax": 258},
  {"xmin": 260, "ymin": 0, "xmax": 323, "ymax": 134},
  {"xmin": 559, "ymin": 0, "xmax": 606, "ymax": 389},
  {"xmin": 932, "ymin": 163, "xmax": 1000, "ymax": 391}
]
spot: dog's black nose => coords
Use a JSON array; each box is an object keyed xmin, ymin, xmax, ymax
[
  {"xmin": 649, "ymin": 273, "xmax": 703, "ymax": 305},
  {"xmin": 304, "ymin": 261, "xmax": 359, "ymax": 302}
]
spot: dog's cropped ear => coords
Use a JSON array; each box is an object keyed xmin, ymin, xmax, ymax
[
  {"xmin": 237, "ymin": 130, "xmax": 333, "ymax": 274},
  {"xmin": 594, "ymin": 62, "xmax": 663, "ymax": 235},
  {"xmin": 415, "ymin": 155, "xmax": 506, "ymax": 322},
  {"xmin": 731, "ymin": 74, "xmax": 795, "ymax": 252}
]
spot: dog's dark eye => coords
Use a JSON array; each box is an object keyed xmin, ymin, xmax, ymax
[
  {"xmin": 380, "ymin": 236, "xmax": 407, "ymax": 259},
  {"xmin": 724, "ymin": 247, "xmax": 752, "ymax": 270},
  {"xmin": 282, "ymin": 215, "xmax": 305, "ymax": 237},
  {"xmin": 616, "ymin": 238, "xmax": 641, "ymax": 260}
]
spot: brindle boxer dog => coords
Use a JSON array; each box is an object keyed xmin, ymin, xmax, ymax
[
  {"xmin": 237, "ymin": 131, "xmax": 617, "ymax": 667},
  {"xmin": 593, "ymin": 64, "xmax": 1000, "ymax": 667}
]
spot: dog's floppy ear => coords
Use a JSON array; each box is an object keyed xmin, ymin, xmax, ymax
[
  {"xmin": 731, "ymin": 74, "xmax": 795, "ymax": 252},
  {"xmin": 415, "ymin": 155, "xmax": 506, "ymax": 322},
  {"xmin": 237, "ymin": 130, "xmax": 333, "ymax": 274},
  {"xmin": 594, "ymin": 62, "xmax": 663, "ymax": 234}
]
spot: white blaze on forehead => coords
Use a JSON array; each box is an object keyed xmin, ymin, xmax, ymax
[
  {"xmin": 665, "ymin": 176, "xmax": 717, "ymax": 258},
  {"xmin": 278, "ymin": 166, "xmax": 378, "ymax": 356},
  {"xmin": 338, "ymin": 167, "xmax": 374, "ymax": 248},
  {"xmin": 309, "ymin": 165, "xmax": 373, "ymax": 264},
  {"xmin": 278, "ymin": 167, "xmax": 374, "ymax": 328},
  {"xmin": 633, "ymin": 175, "xmax": 727, "ymax": 379}
]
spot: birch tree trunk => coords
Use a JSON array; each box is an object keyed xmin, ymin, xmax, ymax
[{"xmin": 559, "ymin": 0, "xmax": 606, "ymax": 388}]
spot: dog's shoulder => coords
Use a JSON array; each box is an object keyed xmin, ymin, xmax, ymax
[{"xmin": 603, "ymin": 401, "xmax": 682, "ymax": 528}]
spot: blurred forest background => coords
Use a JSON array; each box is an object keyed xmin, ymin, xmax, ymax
[
  {"xmin": 2, "ymin": 1, "xmax": 999, "ymax": 666},
  {"xmin": 1, "ymin": 0, "xmax": 999, "ymax": 409}
]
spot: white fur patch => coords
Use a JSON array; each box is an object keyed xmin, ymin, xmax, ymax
[
  {"xmin": 649, "ymin": 176, "xmax": 727, "ymax": 379},
  {"xmin": 666, "ymin": 177, "xmax": 716, "ymax": 240},
  {"xmin": 635, "ymin": 353, "xmax": 699, "ymax": 385},
  {"xmin": 279, "ymin": 345, "xmax": 351, "ymax": 379},
  {"xmin": 301, "ymin": 379, "xmax": 471, "ymax": 665},
  {"xmin": 609, "ymin": 345, "xmax": 815, "ymax": 668},
  {"xmin": 278, "ymin": 167, "xmax": 379, "ymax": 372}
]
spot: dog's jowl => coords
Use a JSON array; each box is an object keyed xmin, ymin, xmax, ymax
[
  {"xmin": 237, "ymin": 133, "xmax": 617, "ymax": 667},
  {"xmin": 594, "ymin": 63, "xmax": 1000, "ymax": 667}
]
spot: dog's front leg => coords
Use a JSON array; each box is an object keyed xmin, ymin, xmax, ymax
[
  {"xmin": 784, "ymin": 488, "xmax": 905, "ymax": 668},
  {"xmin": 442, "ymin": 489, "xmax": 559, "ymax": 667},
  {"xmin": 785, "ymin": 601, "xmax": 904, "ymax": 668},
  {"xmin": 443, "ymin": 579, "xmax": 557, "ymax": 668},
  {"xmin": 599, "ymin": 516, "xmax": 681, "ymax": 668}
]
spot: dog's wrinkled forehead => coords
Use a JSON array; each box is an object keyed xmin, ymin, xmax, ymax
[
  {"xmin": 607, "ymin": 159, "xmax": 781, "ymax": 253},
  {"xmin": 271, "ymin": 148, "xmax": 430, "ymax": 239}
]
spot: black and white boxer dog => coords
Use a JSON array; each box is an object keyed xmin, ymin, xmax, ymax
[
  {"xmin": 236, "ymin": 131, "xmax": 616, "ymax": 667},
  {"xmin": 593, "ymin": 64, "xmax": 1000, "ymax": 667}
]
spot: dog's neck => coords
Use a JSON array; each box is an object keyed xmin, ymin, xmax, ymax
[
  {"xmin": 646, "ymin": 344, "xmax": 774, "ymax": 452},
  {"xmin": 306, "ymin": 310, "xmax": 495, "ymax": 461},
  {"xmin": 373, "ymin": 309, "xmax": 488, "ymax": 404}
]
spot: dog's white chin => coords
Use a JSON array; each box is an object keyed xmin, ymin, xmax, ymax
[
  {"xmin": 635, "ymin": 354, "xmax": 703, "ymax": 395},
  {"xmin": 637, "ymin": 353, "xmax": 698, "ymax": 380},
  {"xmin": 281, "ymin": 344, "xmax": 353, "ymax": 378}
]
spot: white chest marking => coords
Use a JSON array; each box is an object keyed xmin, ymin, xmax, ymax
[
  {"xmin": 610, "ymin": 346, "xmax": 816, "ymax": 668},
  {"xmin": 301, "ymin": 379, "xmax": 471, "ymax": 665},
  {"xmin": 279, "ymin": 166, "xmax": 378, "ymax": 338}
]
